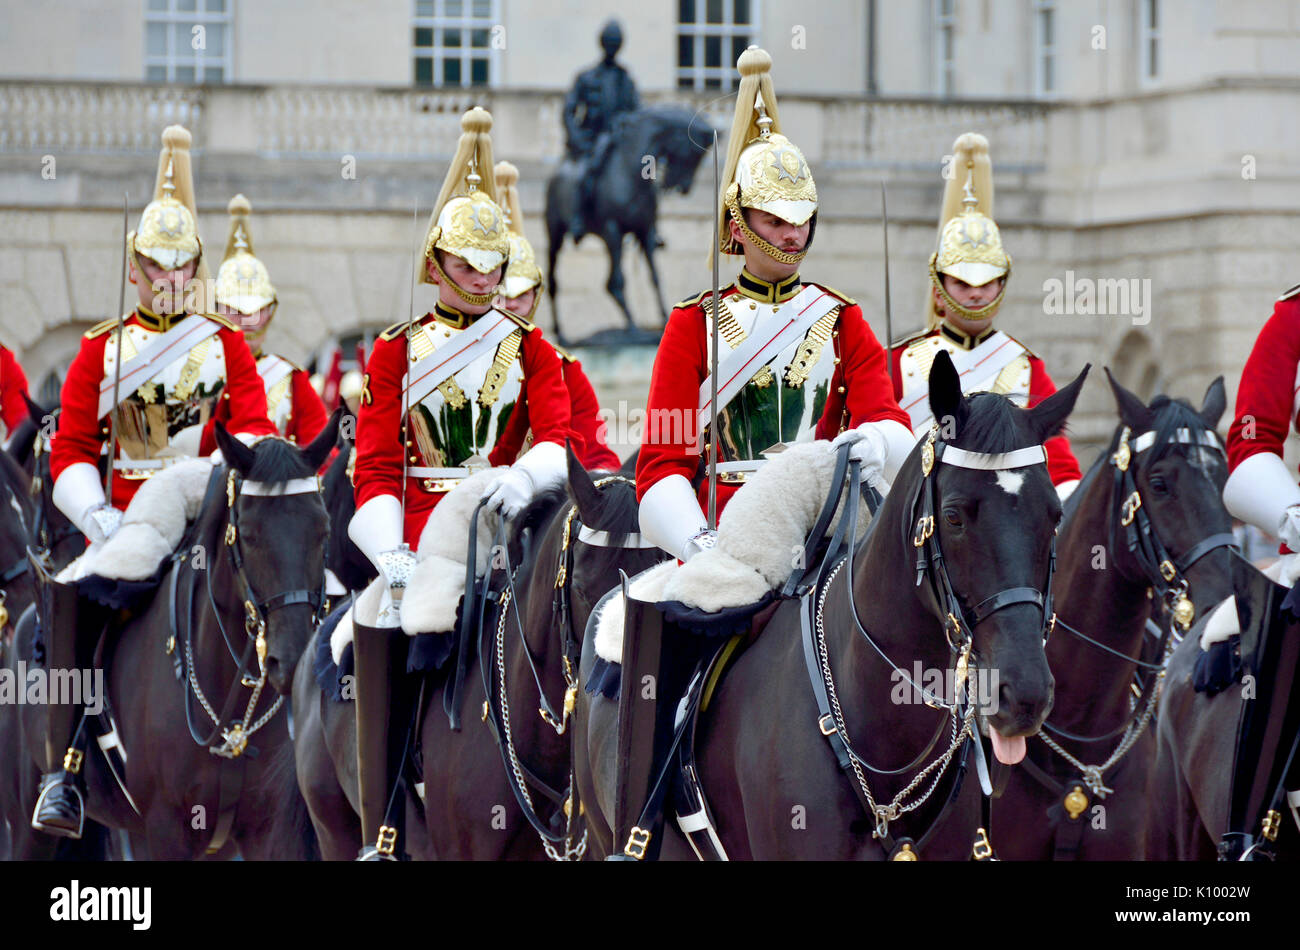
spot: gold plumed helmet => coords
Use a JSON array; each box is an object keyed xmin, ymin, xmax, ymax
[
  {"xmin": 130, "ymin": 125, "xmax": 203, "ymax": 273},
  {"xmin": 493, "ymin": 160, "xmax": 544, "ymax": 303},
  {"xmin": 215, "ymin": 194, "xmax": 278, "ymax": 317},
  {"xmin": 716, "ymin": 47, "xmax": 818, "ymax": 263},
  {"xmin": 339, "ymin": 369, "xmax": 364, "ymax": 404},
  {"xmin": 927, "ymin": 132, "xmax": 1011, "ymax": 329},
  {"xmin": 421, "ymin": 107, "xmax": 511, "ymax": 307}
]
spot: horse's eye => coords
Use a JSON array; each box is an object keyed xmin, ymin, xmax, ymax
[
  {"xmin": 1150, "ymin": 477, "xmax": 1169, "ymax": 495},
  {"xmin": 943, "ymin": 507, "xmax": 963, "ymax": 527}
]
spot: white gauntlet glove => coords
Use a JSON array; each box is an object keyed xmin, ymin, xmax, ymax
[
  {"xmin": 83, "ymin": 504, "xmax": 123, "ymax": 544},
  {"xmin": 1279, "ymin": 505, "xmax": 1300, "ymax": 552},
  {"xmin": 482, "ymin": 469, "xmax": 533, "ymax": 518},
  {"xmin": 830, "ymin": 425, "xmax": 888, "ymax": 487}
]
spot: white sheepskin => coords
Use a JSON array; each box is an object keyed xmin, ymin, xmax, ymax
[
  {"xmin": 593, "ymin": 560, "xmax": 677, "ymax": 664},
  {"xmin": 663, "ymin": 442, "xmax": 872, "ymax": 612},
  {"xmin": 402, "ymin": 468, "xmax": 505, "ymax": 635},
  {"xmin": 58, "ymin": 459, "xmax": 213, "ymax": 583}
]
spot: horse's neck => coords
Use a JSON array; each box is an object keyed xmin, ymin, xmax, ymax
[
  {"xmin": 189, "ymin": 515, "xmax": 245, "ymax": 680},
  {"xmin": 1049, "ymin": 468, "xmax": 1150, "ymax": 733},
  {"xmin": 818, "ymin": 501, "xmax": 960, "ymax": 801}
]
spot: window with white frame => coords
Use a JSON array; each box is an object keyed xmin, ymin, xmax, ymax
[
  {"xmin": 413, "ymin": 0, "xmax": 499, "ymax": 88},
  {"xmin": 1139, "ymin": 0, "xmax": 1160, "ymax": 82},
  {"xmin": 934, "ymin": 0, "xmax": 956, "ymax": 97},
  {"xmin": 1033, "ymin": 0, "xmax": 1056, "ymax": 96},
  {"xmin": 676, "ymin": 0, "xmax": 758, "ymax": 91},
  {"xmin": 144, "ymin": 0, "xmax": 231, "ymax": 83}
]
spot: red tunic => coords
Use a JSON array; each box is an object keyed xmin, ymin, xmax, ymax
[
  {"xmin": 879, "ymin": 333, "xmax": 1083, "ymax": 488},
  {"xmin": 636, "ymin": 283, "xmax": 911, "ymax": 516},
  {"xmin": 282, "ymin": 366, "xmax": 329, "ymax": 446},
  {"xmin": 0, "ymin": 345, "xmax": 31, "ymax": 436},
  {"xmin": 1228, "ymin": 292, "xmax": 1300, "ymax": 475},
  {"xmin": 50, "ymin": 311, "xmax": 276, "ymax": 509},
  {"xmin": 493, "ymin": 344, "xmax": 622, "ymax": 472},
  {"xmin": 353, "ymin": 311, "xmax": 573, "ymax": 547}
]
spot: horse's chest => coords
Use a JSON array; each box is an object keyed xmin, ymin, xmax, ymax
[
  {"xmin": 704, "ymin": 295, "xmax": 842, "ymax": 463},
  {"xmin": 406, "ymin": 320, "xmax": 525, "ymax": 467}
]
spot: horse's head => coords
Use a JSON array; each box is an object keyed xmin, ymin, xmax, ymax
[
  {"xmin": 918, "ymin": 350, "xmax": 1088, "ymax": 761},
  {"xmin": 213, "ymin": 413, "xmax": 340, "ymax": 695},
  {"xmin": 564, "ymin": 444, "xmax": 661, "ymax": 623},
  {"xmin": 1102, "ymin": 369, "xmax": 1232, "ymax": 623},
  {"xmin": 644, "ymin": 105, "xmax": 714, "ymax": 195}
]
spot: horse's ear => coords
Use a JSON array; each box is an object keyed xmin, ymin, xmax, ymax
[
  {"xmin": 567, "ymin": 440, "xmax": 601, "ymax": 521},
  {"xmin": 23, "ymin": 392, "xmax": 49, "ymax": 427},
  {"xmin": 1200, "ymin": 375, "xmax": 1227, "ymax": 429},
  {"xmin": 1104, "ymin": 367, "xmax": 1153, "ymax": 431},
  {"xmin": 303, "ymin": 409, "xmax": 343, "ymax": 472},
  {"xmin": 927, "ymin": 349, "xmax": 965, "ymax": 436},
  {"xmin": 1028, "ymin": 364, "xmax": 1091, "ymax": 443},
  {"xmin": 214, "ymin": 422, "xmax": 256, "ymax": 475}
]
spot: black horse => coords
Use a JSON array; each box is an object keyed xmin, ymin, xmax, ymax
[
  {"xmin": 1148, "ymin": 550, "xmax": 1300, "ymax": 860},
  {"xmin": 992, "ymin": 373, "xmax": 1234, "ymax": 860},
  {"xmin": 321, "ymin": 428, "xmax": 375, "ymax": 598},
  {"xmin": 5, "ymin": 421, "xmax": 337, "ymax": 859},
  {"xmin": 545, "ymin": 104, "xmax": 713, "ymax": 344},
  {"xmin": 293, "ymin": 447, "xmax": 656, "ymax": 859},
  {"xmin": 576, "ymin": 352, "xmax": 1088, "ymax": 859}
]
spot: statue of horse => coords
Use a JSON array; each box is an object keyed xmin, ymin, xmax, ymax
[{"xmin": 545, "ymin": 104, "xmax": 714, "ymax": 344}]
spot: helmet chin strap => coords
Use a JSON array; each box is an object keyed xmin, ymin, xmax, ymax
[
  {"xmin": 726, "ymin": 192, "xmax": 808, "ymax": 266},
  {"xmin": 429, "ymin": 251, "xmax": 496, "ymax": 307}
]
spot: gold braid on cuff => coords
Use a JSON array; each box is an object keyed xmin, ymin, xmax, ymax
[
  {"xmin": 725, "ymin": 192, "xmax": 809, "ymax": 266},
  {"xmin": 429, "ymin": 250, "xmax": 497, "ymax": 307},
  {"xmin": 928, "ymin": 253, "xmax": 1011, "ymax": 323}
]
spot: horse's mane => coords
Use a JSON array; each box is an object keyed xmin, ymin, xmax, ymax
[
  {"xmin": 6, "ymin": 416, "xmax": 38, "ymax": 465},
  {"xmin": 245, "ymin": 436, "xmax": 316, "ymax": 483},
  {"xmin": 0, "ymin": 441, "xmax": 30, "ymax": 501}
]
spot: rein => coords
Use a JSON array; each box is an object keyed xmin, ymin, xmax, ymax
[
  {"xmin": 174, "ymin": 466, "xmax": 325, "ymax": 758},
  {"xmin": 478, "ymin": 474, "xmax": 645, "ymax": 861}
]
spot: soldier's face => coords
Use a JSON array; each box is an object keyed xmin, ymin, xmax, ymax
[
  {"xmin": 497, "ymin": 288, "xmax": 536, "ymax": 318},
  {"xmin": 731, "ymin": 209, "xmax": 809, "ymax": 280},
  {"xmin": 216, "ymin": 301, "xmax": 275, "ymax": 345},
  {"xmin": 133, "ymin": 254, "xmax": 199, "ymax": 315},
  {"xmin": 429, "ymin": 253, "xmax": 503, "ymax": 313},
  {"xmin": 936, "ymin": 275, "xmax": 1004, "ymax": 332}
]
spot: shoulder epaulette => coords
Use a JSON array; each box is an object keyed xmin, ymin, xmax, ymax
[
  {"xmin": 1279, "ymin": 283, "xmax": 1300, "ymax": 302},
  {"xmin": 377, "ymin": 321, "xmax": 410, "ymax": 342},
  {"xmin": 892, "ymin": 328, "xmax": 932, "ymax": 351},
  {"xmin": 812, "ymin": 283, "xmax": 856, "ymax": 306},
  {"xmin": 203, "ymin": 312, "xmax": 240, "ymax": 332},
  {"xmin": 673, "ymin": 289, "xmax": 711, "ymax": 310},
  {"xmin": 500, "ymin": 309, "xmax": 540, "ymax": 333},
  {"xmin": 84, "ymin": 318, "xmax": 118, "ymax": 339},
  {"xmin": 996, "ymin": 330, "xmax": 1040, "ymax": 361},
  {"xmin": 551, "ymin": 342, "xmax": 577, "ymax": 363}
]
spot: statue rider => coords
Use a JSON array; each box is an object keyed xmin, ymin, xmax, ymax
[{"xmin": 563, "ymin": 18, "xmax": 640, "ymax": 241}]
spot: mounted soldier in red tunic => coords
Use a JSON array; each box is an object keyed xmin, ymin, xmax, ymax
[
  {"xmin": 34, "ymin": 125, "xmax": 275, "ymax": 837},
  {"xmin": 347, "ymin": 108, "xmax": 573, "ymax": 860},
  {"xmin": 0, "ymin": 342, "xmax": 31, "ymax": 450},
  {"xmin": 608, "ymin": 47, "xmax": 914, "ymax": 860},
  {"xmin": 882, "ymin": 133, "xmax": 1082, "ymax": 498}
]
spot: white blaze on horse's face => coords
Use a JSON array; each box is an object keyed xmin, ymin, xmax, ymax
[{"xmin": 994, "ymin": 470, "xmax": 1025, "ymax": 497}]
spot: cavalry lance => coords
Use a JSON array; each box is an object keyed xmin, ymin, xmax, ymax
[
  {"xmin": 104, "ymin": 192, "xmax": 130, "ymax": 500},
  {"xmin": 707, "ymin": 131, "xmax": 721, "ymax": 530}
]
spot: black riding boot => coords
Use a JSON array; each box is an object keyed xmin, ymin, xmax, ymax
[
  {"xmin": 30, "ymin": 565, "xmax": 92, "ymax": 839},
  {"xmin": 32, "ymin": 708, "xmax": 92, "ymax": 839},
  {"xmin": 607, "ymin": 595, "xmax": 712, "ymax": 861}
]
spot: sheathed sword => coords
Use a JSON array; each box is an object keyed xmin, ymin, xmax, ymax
[
  {"xmin": 707, "ymin": 131, "xmax": 721, "ymax": 531},
  {"xmin": 880, "ymin": 180, "xmax": 894, "ymax": 388},
  {"xmin": 104, "ymin": 193, "xmax": 130, "ymax": 500}
]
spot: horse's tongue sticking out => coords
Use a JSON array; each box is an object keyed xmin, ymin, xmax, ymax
[{"xmin": 990, "ymin": 730, "xmax": 1026, "ymax": 765}]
